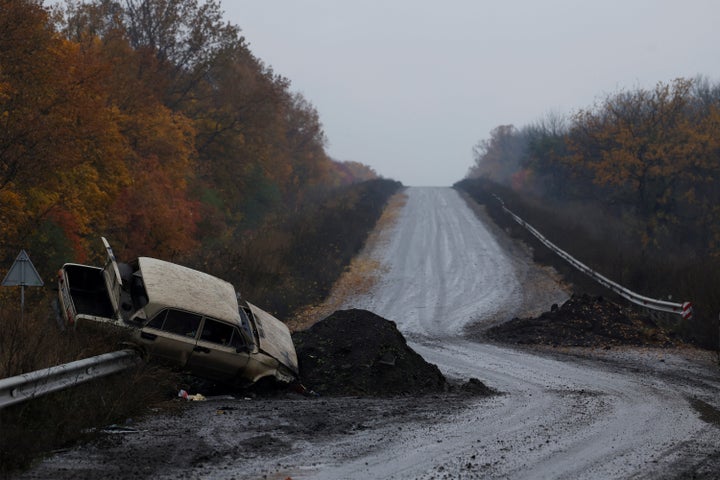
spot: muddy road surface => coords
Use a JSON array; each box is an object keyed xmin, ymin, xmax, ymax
[{"xmin": 16, "ymin": 187, "xmax": 720, "ymax": 479}]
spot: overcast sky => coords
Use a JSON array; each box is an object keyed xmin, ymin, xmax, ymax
[{"xmin": 224, "ymin": 1, "xmax": 720, "ymax": 186}]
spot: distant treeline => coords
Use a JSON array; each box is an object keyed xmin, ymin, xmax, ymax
[
  {"xmin": 0, "ymin": 0, "xmax": 379, "ymax": 283},
  {"xmin": 462, "ymin": 77, "xmax": 720, "ymax": 347},
  {"xmin": 226, "ymin": 178, "xmax": 402, "ymax": 318}
]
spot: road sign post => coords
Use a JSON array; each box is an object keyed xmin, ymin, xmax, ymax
[{"xmin": 2, "ymin": 250, "xmax": 44, "ymax": 321}]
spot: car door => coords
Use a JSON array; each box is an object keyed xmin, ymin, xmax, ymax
[
  {"xmin": 186, "ymin": 317, "xmax": 250, "ymax": 382},
  {"xmin": 138, "ymin": 309, "xmax": 201, "ymax": 367}
]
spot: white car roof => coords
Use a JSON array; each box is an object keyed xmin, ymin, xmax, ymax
[{"xmin": 138, "ymin": 257, "xmax": 240, "ymax": 326}]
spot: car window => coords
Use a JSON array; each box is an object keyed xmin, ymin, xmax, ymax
[
  {"xmin": 198, "ymin": 318, "xmax": 247, "ymax": 350},
  {"xmin": 199, "ymin": 318, "xmax": 235, "ymax": 346},
  {"xmin": 146, "ymin": 313, "xmax": 164, "ymax": 329},
  {"xmin": 229, "ymin": 327, "xmax": 245, "ymax": 349},
  {"xmin": 148, "ymin": 309, "xmax": 202, "ymax": 338}
]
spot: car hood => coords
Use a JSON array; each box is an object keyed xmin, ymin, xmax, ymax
[{"xmin": 247, "ymin": 302, "xmax": 299, "ymax": 375}]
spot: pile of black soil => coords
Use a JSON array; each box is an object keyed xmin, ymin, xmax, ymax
[
  {"xmin": 292, "ymin": 309, "xmax": 451, "ymax": 396},
  {"xmin": 485, "ymin": 294, "xmax": 677, "ymax": 348}
]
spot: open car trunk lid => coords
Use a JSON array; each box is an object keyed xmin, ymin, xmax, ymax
[
  {"xmin": 101, "ymin": 237, "xmax": 123, "ymax": 320},
  {"xmin": 247, "ymin": 302, "xmax": 299, "ymax": 375}
]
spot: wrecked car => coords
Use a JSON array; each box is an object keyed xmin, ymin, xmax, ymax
[{"xmin": 57, "ymin": 238, "xmax": 298, "ymax": 386}]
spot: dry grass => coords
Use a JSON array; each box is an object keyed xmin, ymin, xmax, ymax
[
  {"xmin": 0, "ymin": 362, "xmax": 180, "ymax": 472},
  {"xmin": 0, "ymin": 291, "xmax": 66, "ymax": 378},
  {"xmin": 288, "ymin": 191, "xmax": 407, "ymax": 332},
  {"xmin": 0, "ymin": 291, "xmax": 181, "ymax": 473}
]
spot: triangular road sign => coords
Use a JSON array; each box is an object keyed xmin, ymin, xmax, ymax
[{"xmin": 2, "ymin": 250, "xmax": 44, "ymax": 286}]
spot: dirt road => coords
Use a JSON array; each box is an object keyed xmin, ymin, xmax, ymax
[
  {"xmin": 314, "ymin": 187, "xmax": 720, "ymax": 479},
  {"xmin": 16, "ymin": 187, "xmax": 720, "ymax": 479}
]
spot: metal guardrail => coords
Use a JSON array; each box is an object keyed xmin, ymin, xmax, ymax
[
  {"xmin": 492, "ymin": 195, "xmax": 692, "ymax": 320},
  {"xmin": 0, "ymin": 349, "xmax": 140, "ymax": 409}
]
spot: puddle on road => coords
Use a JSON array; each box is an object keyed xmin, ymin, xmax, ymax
[{"xmin": 689, "ymin": 397, "xmax": 720, "ymax": 427}]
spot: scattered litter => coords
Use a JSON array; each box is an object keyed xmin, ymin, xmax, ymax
[
  {"xmin": 291, "ymin": 382, "xmax": 319, "ymax": 397},
  {"xmin": 177, "ymin": 389, "xmax": 207, "ymax": 401}
]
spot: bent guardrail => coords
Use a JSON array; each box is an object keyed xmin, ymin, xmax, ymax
[
  {"xmin": 492, "ymin": 195, "xmax": 693, "ymax": 321},
  {"xmin": 0, "ymin": 349, "xmax": 140, "ymax": 409}
]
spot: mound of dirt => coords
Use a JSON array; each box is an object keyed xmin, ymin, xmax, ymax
[
  {"xmin": 292, "ymin": 309, "xmax": 450, "ymax": 396},
  {"xmin": 486, "ymin": 294, "xmax": 676, "ymax": 348}
]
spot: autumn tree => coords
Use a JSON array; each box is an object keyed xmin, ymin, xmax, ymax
[
  {"xmin": 518, "ymin": 113, "xmax": 572, "ymax": 198},
  {"xmin": 62, "ymin": 0, "xmax": 202, "ymax": 260},
  {"xmin": 467, "ymin": 125, "xmax": 528, "ymax": 187},
  {"xmin": 189, "ymin": 43, "xmax": 284, "ymax": 238},
  {"xmin": 0, "ymin": 0, "xmax": 129, "ymax": 267},
  {"xmin": 680, "ymin": 78, "xmax": 720, "ymax": 254},
  {"xmin": 565, "ymin": 79, "xmax": 719, "ymax": 248},
  {"xmin": 331, "ymin": 160, "xmax": 379, "ymax": 186}
]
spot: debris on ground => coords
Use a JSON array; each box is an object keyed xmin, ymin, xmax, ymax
[
  {"xmin": 485, "ymin": 294, "xmax": 677, "ymax": 348},
  {"xmin": 292, "ymin": 309, "xmax": 451, "ymax": 396},
  {"xmin": 459, "ymin": 377, "xmax": 497, "ymax": 396},
  {"xmin": 177, "ymin": 389, "xmax": 207, "ymax": 401}
]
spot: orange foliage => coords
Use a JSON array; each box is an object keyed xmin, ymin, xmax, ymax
[
  {"xmin": 112, "ymin": 155, "xmax": 200, "ymax": 260},
  {"xmin": 47, "ymin": 208, "xmax": 88, "ymax": 262},
  {"xmin": 0, "ymin": 189, "xmax": 24, "ymax": 242},
  {"xmin": 510, "ymin": 169, "xmax": 532, "ymax": 192}
]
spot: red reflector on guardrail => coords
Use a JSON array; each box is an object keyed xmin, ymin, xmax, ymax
[{"xmin": 682, "ymin": 302, "xmax": 693, "ymax": 320}]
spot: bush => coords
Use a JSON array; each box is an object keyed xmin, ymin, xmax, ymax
[{"xmin": 227, "ymin": 179, "xmax": 403, "ymax": 318}]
